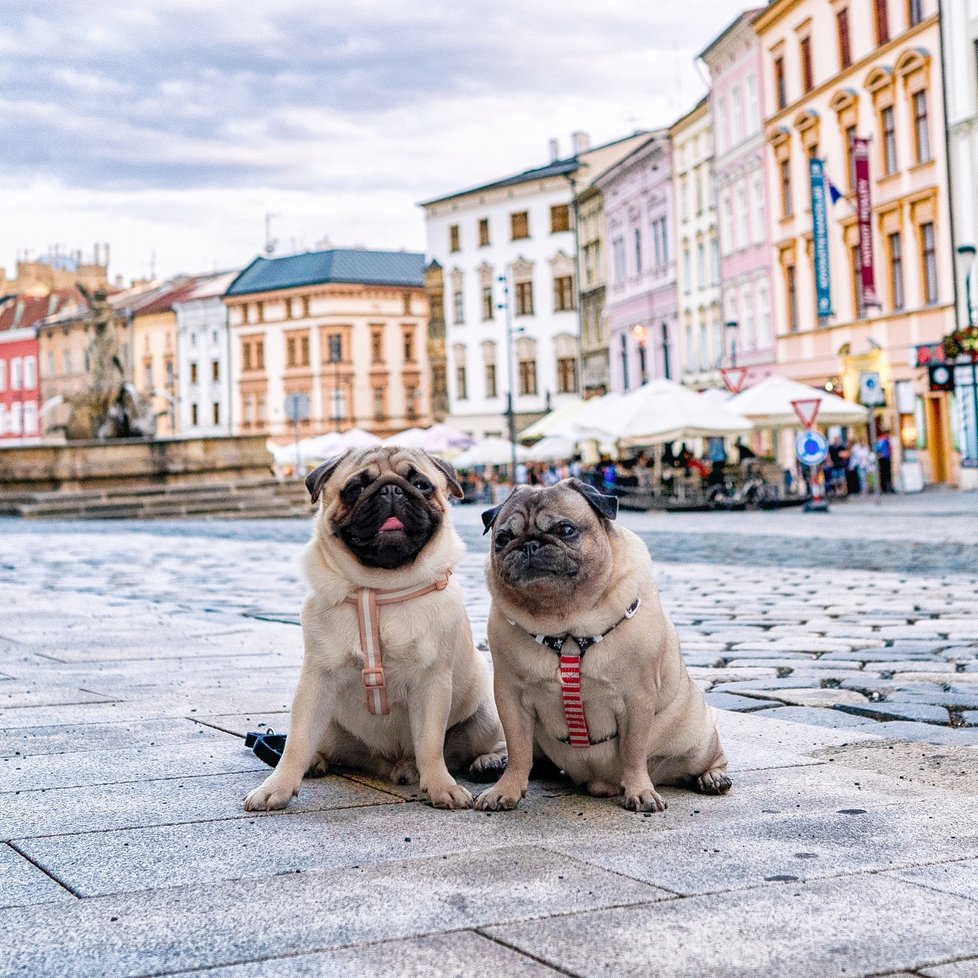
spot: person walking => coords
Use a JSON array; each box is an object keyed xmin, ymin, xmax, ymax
[
  {"xmin": 876, "ymin": 431, "xmax": 893, "ymax": 493},
  {"xmin": 850, "ymin": 440, "xmax": 871, "ymax": 495}
]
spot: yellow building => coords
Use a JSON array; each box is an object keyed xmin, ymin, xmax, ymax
[
  {"xmin": 224, "ymin": 248, "xmax": 431, "ymax": 439},
  {"xmin": 755, "ymin": 0, "xmax": 956, "ymax": 485}
]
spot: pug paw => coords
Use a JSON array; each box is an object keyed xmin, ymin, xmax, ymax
[
  {"xmin": 425, "ymin": 781, "xmax": 473, "ymax": 810},
  {"xmin": 474, "ymin": 782, "xmax": 526, "ymax": 811},
  {"xmin": 696, "ymin": 770, "xmax": 732, "ymax": 795},
  {"xmin": 305, "ymin": 753, "xmax": 330, "ymax": 778},
  {"xmin": 621, "ymin": 784, "xmax": 667, "ymax": 812},
  {"xmin": 243, "ymin": 780, "xmax": 298, "ymax": 812},
  {"xmin": 468, "ymin": 750, "xmax": 508, "ymax": 781}
]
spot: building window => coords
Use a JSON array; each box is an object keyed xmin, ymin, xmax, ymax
[
  {"xmin": 888, "ymin": 232, "xmax": 904, "ymax": 311},
  {"xmin": 456, "ymin": 364, "xmax": 467, "ymax": 400},
  {"xmin": 774, "ymin": 56, "xmax": 787, "ymax": 110},
  {"xmin": 478, "ymin": 218, "xmax": 490, "ymax": 246},
  {"xmin": 553, "ymin": 275, "xmax": 575, "ymax": 311},
  {"xmin": 518, "ymin": 356, "xmax": 537, "ymax": 396},
  {"xmin": 556, "ymin": 356, "xmax": 577, "ymax": 394},
  {"xmin": 212, "ymin": 402, "xmax": 220, "ymax": 425},
  {"xmin": 256, "ymin": 339, "xmax": 265, "ymax": 369},
  {"xmin": 286, "ymin": 335, "xmax": 297, "ymax": 367},
  {"xmin": 661, "ymin": 322, "xmax": 672, "ymax": 380},
  {"xmin": 851, "ymin": 244, "xmax": 864, "ymax": 319},
  {"xmin": 550, "ymin": 204, "xmax": 570, "ymax": 233},
  {"xmin": 800, "ymin": 37, "xmax": 813, "ymax": 94},
  {"xmin": 732, "ymin": 86, "xmax": 744, "ymax": 143},
  {"xmin": 881, "ymin": 106, "xmax": 897, "ymax": 175},
  {"xmin": 0, "ymin": 360, "xmax": 5, "ymax": 391},
  {"xmin": 449, "ymin": 224, "xmax": 460, "ymax": 252},
  {"xmin": 511, "ymin": 211, "xmax": 529, "ymax": 240},
  {"xmin": 482, "ymin": 285, "xmax": 494, "ymax": 320},
  {"xmin": 23, "ymin": 356, "xmax": 36, "ymax": 389},
  {"xmin": 780, "ymin": 159, "xmax": 793, "ymax": 218},
  {"xmin": 515, "ymin": 280, "xmax": 534, "ymax": 316},
  {"xmin": 300, "ymin": 335, "xmax": 309, "ymax": 366},
  {"xmin": 453, "ymin": 289, "xmax": 464, "ymax": 324},
  {"xmin": 405, "ymin": 387, "xmax": 418, "ymax": 420},
  {"xmin": 24, "ymin": 401, "xmax": 37, "ymax": 434},
  {"xmin": 913, "ymin": 90, "xmax": 931, "ymax": 163},
  {"xmin": 327, "ymin": 334, "xmax": 342, "ymax": 362},
  {"xmin": 875, "ymin": 0, "xmax": 889, "ymax": 45},
  {"xmin": 10, "ymin": 357, "xmax": 22, "ymax": 390},
  {"xmin": 908, "ymin": 0, "xmax": 923, "ymax": 26},
  {"xmin": 373, "ymin": 387, "xmax": 385, "ymax": 420},
  {"xmin": 682, "ymin": 247, "xmax": 692, "ymax": 294},
  {"xmin": 190, "ymin": 362, "xmax": 198, "ymax": 385},
  {"xmin": 242, "ymin": 342, "xmax": 252, "ymax": 371},
  {"xmin": 837, "ymin": 9, "xmax": 851, "ymax": 68},
  {"xmin": 697, "ymin": 243, "xmax": 706, "ymax": 288},
  {"xmin": 921, "ymin": 222, "xmax": 938, "ymax": 305},
  {"xmin": 191, "ymin": 403, "xmax": 199, "ymax": 426},
  {"xmin": 711, "ymin": 238, "xmax": 721, "ymax": 283},
  {"xmin": 485, "ymin": 363, "xmax": 497, "ymax": 398},
  {"xmin": 786, "ymin": 264, "xmax": 799, "ymax": 332},
  {"xmin": 10, "ymin": 402, "xmax": 22, "ymax": 435},
  {"xmin": 846, "ymin": 125, "xmax": 858, "ymax": 189},
  {"xmin": 746, "ymin": 74, "xmax": 759, "ymax": 133},
  {"xmin": 403, "ymin": 330, "xmax": 415, "ymax": 362},
  {"xmin": 759, "ymin": 282, "xmax": 771, "ymax": 348},
  {"xmin": 211, "ymin": 360, "xmax": 219, "ymax": 382},
  {"xmin": 371, "ymin": 329, "xmax": 383, "ymax": 362},
  {"xmin": 633, "ymin": 228, "xmax": 642, "ymax": 272}
]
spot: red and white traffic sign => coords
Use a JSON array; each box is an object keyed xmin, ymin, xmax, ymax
[
  {"xmin": 719, "ymin": 367, "xmax": 749, "ymax": 394},
  {"xmin": 790, "ymin": 398, "xmax": 822, "ymax": 429}
]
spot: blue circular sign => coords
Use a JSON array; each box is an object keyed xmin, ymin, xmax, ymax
[{"xmin": 796, "ymin": 430, "xmax": 828, "ymax": 466}]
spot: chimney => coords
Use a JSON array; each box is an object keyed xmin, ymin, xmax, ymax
[
  {"xmin": 548, "ymin": 137, "xmax": 560, "ymax": 162},
  {"xmin": 571, "ymin": 130, "xmax": 591, "ymax": 156}
]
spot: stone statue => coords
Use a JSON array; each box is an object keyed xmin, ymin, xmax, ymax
[{"xmin": 57, "ymin": 285, "xmax": 158, "ymax": 440}]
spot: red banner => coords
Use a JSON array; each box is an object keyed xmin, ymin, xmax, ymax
[{"xmin": 854, "ymin": 138, "xmax": 878, "ymax": 308}]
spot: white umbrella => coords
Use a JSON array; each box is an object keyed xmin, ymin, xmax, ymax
[
  {"xmin": 573, "ymin": 378, "xmax": 752, "ymax": 445},
  {"xmin": 519, "ymin": 398, "xmax": 589, "ymax": 441},
  {"xmin": 297, "ymin": 431, "xmax": 346, "ymax": 461},
  {"xmin": 453, "ymin": 436, "xmax": 531, "ymax": 468},
  {"xmin": 525, "ymin": 435, "xmax": 577, "ymax": 462},
  {"xmin": 335, "ymin": 427, "xmax": 382, "ymax": 450},
  {"xmin": 383, "ymin": 424, "xmax": 475, "ymax": 452},
  {"xmin": 727, "ymin": 376, "xmax": 869, "ymax": 427},
  {"xmin": 382, "ymin": 426, "xmax": 428, "ymax": 448}
]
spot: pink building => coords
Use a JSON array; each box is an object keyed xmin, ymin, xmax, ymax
[
  {"xmin": 0, "ymin": 292, "xmax": 77, "ymax": 442},
  {"xmin": 596, "ymin": 131, "xmax": 678, "ymax": 393},
  {"xmin": 700, "ymin": 9, "xmax": 776, "ymax": 385}
]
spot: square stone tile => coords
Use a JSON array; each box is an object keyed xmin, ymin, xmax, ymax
[
  {"xmin": 0, "ymin": 844, "xmax": 75, "ymax": 910},
  {"xmin": 0, "ymin": 846, "xmax": 670, "ymax": 978},
  {"xmin": 483, "ymin": 874, "xmax": 978, "ymax": 978}
]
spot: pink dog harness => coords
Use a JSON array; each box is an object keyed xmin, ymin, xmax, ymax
[
  {"xmin": 344, "ymin": 571, "xmax": 452, "ymax": 716},
  {"xmin": 517, "ymin": 597, "xmax": 641, "ymax": 748}
]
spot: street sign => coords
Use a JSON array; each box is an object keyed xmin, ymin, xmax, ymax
[
  {"xmin": 859, "ymin": 371, "xmax": 885, "ymax": 406},
  {"xmin": 928, "ymin": 364, "xmax": 954, "ymax": 392},
  {"xmin": 284, "ymin": 393, "xmax": 310, "ymax": 422},
  {"xmin": 796, "ymin": 430, "xmax": 829, "ymax": 467},
  {"xmin": 719, "ymin": 366, "xmax": 749, "ymax": 394},
  {"xmin": 790, "ymin": 398, "xmax": 822, "ymax": 429}
]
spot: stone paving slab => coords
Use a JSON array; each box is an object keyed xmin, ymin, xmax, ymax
[
  {"xmin": 482, "ymin": 873, "xmax": 978, "ymax": 978},
  {"xmin": 0, "ymin": 843, "xmax": 75, "ymax": 911},
  {"xmin": 0, "ymin": 771, "xmax": 400, "ymax": 841},
  {"xmin": 169, "ymin": 931, "xmax": 564, "ymax": 978},
  {"xmin": 893, "ymin": 857, "xmax": 978, "ymax": 901},
  {"xmin": 0, "ymin": 846, "xmax": 670, "ymax": 978}
]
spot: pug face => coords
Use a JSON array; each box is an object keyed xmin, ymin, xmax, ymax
[
  {"xmin": 306, "ymin": 447, "xmax": 463, "ymax": 570},
  {"xmin": 483, "ymin": 480, "xmax": 618, "ymax": 609}
]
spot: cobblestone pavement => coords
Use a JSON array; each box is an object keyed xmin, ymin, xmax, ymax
[{"xmin": 3, "ymin": 492, "xmax": 978, "ymax": 976}]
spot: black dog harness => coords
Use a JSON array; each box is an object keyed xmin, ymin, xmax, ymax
[{"xmin": 510, "ymin": 598, "xmax": 640, "ymax": 748}]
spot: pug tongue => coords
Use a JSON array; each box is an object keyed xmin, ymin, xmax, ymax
[{"xmin": 379, "ymin": 516, "xmax": 405, "ymax": 532}]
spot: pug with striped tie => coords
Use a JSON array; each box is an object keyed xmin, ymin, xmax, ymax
[{"xmin": 475, "ymin": 479, "xmax": 730, "ymax": 813}]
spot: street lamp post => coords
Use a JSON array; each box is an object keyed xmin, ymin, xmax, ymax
[
  {"xmin": 497, "ymin": 272, "xmax": 518, "ymax": 480},
  {"xmin": 956, "ymin": 244, "xmax": 976, "ymax": 326}
]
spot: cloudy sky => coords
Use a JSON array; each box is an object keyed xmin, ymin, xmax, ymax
[{"xmin": 2, "ymin": 0, "xmax": 746, "ymax": 285}]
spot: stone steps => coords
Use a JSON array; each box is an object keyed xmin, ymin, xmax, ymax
[{"xmin": 4, "ymin": 478, "xmax": 314, "ymax": 520}]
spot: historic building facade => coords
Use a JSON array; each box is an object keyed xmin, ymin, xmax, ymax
[
  {"xmin": 700, "ymin": 9, "xmax": 777, "ymax": 391},
  {"xmin": 755, "ymin": 0, "xmax": 955, "ymax": 484},
  {"xmin": 173, "ymin": 271, "xmax": 237, "ymax": 437},
  {"xmin": 423, "ymin": 260, "xmax": 449, "ymax": 422},
  {"xmin": 670, "ymin": 97, "xmax": 724, "ymax": 390},
  {"xmin": 420, "ymin": 131, "xmax": 649, "ymax": 438},
  {"xmin": 224, "ymin": 249, "xmax": 430, "ymax": 440},
  {"xmin": 596, "ymin": 131, "xmax": 677, "ymax": 394},
  {"xmin": 577, "ymin": 180, "xmax": 612, "ymax": 396}
]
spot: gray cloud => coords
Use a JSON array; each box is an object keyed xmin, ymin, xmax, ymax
[{"xmin": 1, "ymin": 0, "xmax": 733, "ymax": 191}]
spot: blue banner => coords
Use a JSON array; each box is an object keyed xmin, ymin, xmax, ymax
[{"xmin": 809, "ymin": 158, "xmax": 832, "ymax": 319}]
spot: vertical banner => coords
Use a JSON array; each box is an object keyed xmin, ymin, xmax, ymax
[
  {"xmin": 853, "ymin": 137, "xmax": 879, "ymax": 307},
  {"xmin": 809, "ymin": 158, "xmax": 833, "ymax": 319}
]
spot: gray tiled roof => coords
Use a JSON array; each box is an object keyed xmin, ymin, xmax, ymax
[{"xmin": 225, "ymin": 248, "xmax": 425, "ymax": 297}]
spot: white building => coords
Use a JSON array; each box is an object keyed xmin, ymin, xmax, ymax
[
  {"xmin": 419, "ymin": 131, "xmax": 649, "ymax": 439},
  {"xmin": 173, "ymin": 271, "xmax": 238, "ymax": 436},
  {"xmin": 941, "ymin": 0, "xmax": 978, "ymax": 487},
  {"xmin": 671, "ymin": 97, "xmax": 723, "ymax": 388}
]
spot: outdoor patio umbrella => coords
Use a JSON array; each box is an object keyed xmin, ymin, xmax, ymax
[
  {"xmin": 726, "ymin": 376, "xmax": 869, "ymax": 427},
  {"xmin": 572, "ymin": 378, "xmax": 753, "ymax": 445},
  {"xmin": 519, "ymin": 397, "xmax": 588, "ymax": 442},
  {"xmin": 452, "ymin": 436, "xmax": 531, "ymax": 468},
  {"xmin": 525, "ymin": 435, "xmax": 577, "ymax": 462}
]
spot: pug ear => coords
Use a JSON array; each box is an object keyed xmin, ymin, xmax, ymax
[
  {"xmin": 481, "ymin": 504, "xmax": 503, "ymax": 535},
  {"xmin": 567, "ymin": 478, "xmax": 618, "ymax": 521},
  {"xmin": 304, "ymin": 451, "xmax": 351, "ymax": 504},
  {"xmin": 425, "ymin": 452, "xmax": 464, "ymax": 499}
]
